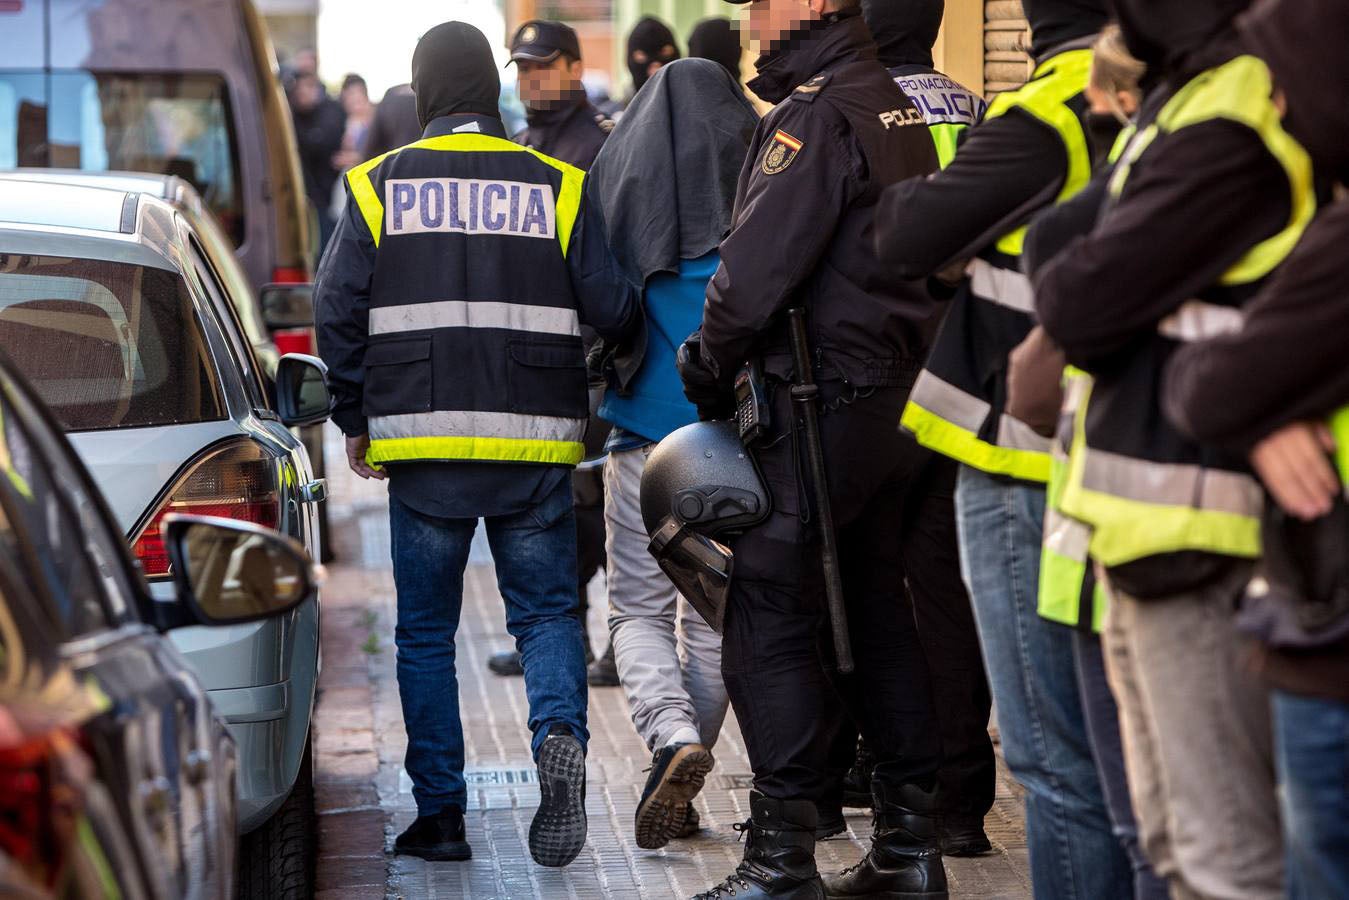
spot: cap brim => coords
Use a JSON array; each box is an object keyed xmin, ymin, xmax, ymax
[{"xmin": 508, "ymin": 48, "xmax": 563, "ymax": 64}]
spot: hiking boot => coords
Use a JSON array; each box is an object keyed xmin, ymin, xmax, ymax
[
  {"xmin": 394, "ymin": 807, "xmax": 472, "ymax": 861},
  {"xmin": 691, "ymin": 791, "xmax": 825, "ymax": 899},
  {"xmin": 823, "ymin": 780, "xmax": 948, "ymax": 898},
  {"xmin": 635, "ymin": 742, "xmax": 715, "ymax": 849},
  {"xmin": 941, "ymin": 814, "xmax": 992, "ymax": 857},
  {"xmin": 840, "ymin": 740, "xmax": 875, "ymax": 809},
  {"xmin": 529, "ymin": 731, "xmax": 588, "ymax": 867},
  {"xmin": 816, "ymin": 804, "xmax": 846, "ymax": 840},
  {"xmin": 677, "ymin": 803, "xmax": 702, "ymax": 838},
  {"xmin": 587, "ymin": 645, "xmax": 620, "ymax": 687}
]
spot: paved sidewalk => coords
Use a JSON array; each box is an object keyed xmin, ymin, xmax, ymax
[{"xmin": 313, "ymin": 428, "xmax": 1032, "ymax": 899}]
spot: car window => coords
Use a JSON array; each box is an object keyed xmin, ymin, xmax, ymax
[
  {"xmin": 186, "ymin": 236, "xmax": 268, "ymax": 409},
  {"xmin": 1, "ymin": 71, "xmax": 246, "ymax": 246},
  {"xmin": 0, "ymin": 388, "xmax": 116, "ymax": 639},
  {"xmin": 0, "ymin": 254, "xmax": 226, "ymax": 432}
]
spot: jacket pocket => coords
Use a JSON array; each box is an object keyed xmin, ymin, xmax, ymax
[
  {"xmin": 363, "ymin": 337, "xmax": 433, "ymax": 416},
  {"xmin": 506, "ymin": 337, "xmax": 588, "ymax": 419}
]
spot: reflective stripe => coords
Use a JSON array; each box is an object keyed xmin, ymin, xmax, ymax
[
  {"xmin": 907, "ymin": 371, "xmax": 989, "ymax": 434},
  {"xmin": 902, "ymin": 398, "xmax": 1052, "ymax": 483},
  {"xmin": 345, "ymin": 133, "xmax": 585, "ymax": 254},
  {"xmin": 997, "ymin": 413, "xmax": 1053, "ymax": 455},
  {"xmin": 369, "ymin": 301, "xmax": 579, "ymax": 337},
  {"xmin": 1332, "ymin": 406, "xmax": 1349, "ymax": 487},
  {"xmin": 1079, "ymin": 446, "xmax": 1263, "ymax": 517},
  {"xmin": 369, "ymin": 410, "xmax": 585, "ymax": 444},
  {"xmin": 1157, "ymin": 301, "xmax": 1244, "ymax": 342},
  {"xmin": 968, "ymin": 259, "xmax": 1035, "ymax": 313},
  {"xmin": 367, "ymin": 436, "xmax": 584, "ymax": 467},
  {"xmin": 1044, "ymin": 508, "xmax": 1092, "ymax": 562}
]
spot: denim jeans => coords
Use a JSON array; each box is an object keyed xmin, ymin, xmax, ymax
[
  {"xmin": 954, "ymin": 466, "xmax": 1130, "ymax": 900},
  {"xmin": 389, "ymin": 478, "xmax": 588, "ymax": 816},
  {"xmin": 1272, "ymin": 690, "xmax": 1349, "ymax": 900},
  {"xmin": 1072, "ymin": 632, "xmax": 1169, "ymax": 900}
]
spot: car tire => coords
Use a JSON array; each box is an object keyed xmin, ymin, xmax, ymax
[{"xmin": 236, "ymin": 736, "xmax": 315, "ymax": 900}]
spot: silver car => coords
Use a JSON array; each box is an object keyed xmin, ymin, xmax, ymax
[{"xmin": 0, "ymin": 175, "xmax": 326, "ymax": 898}]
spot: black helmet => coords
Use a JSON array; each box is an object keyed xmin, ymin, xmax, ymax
[
  {"xmin": 641, "ymin": 421, "xmax": 769, "ymax": 538},
  {"xmin": 640, "ymin": 421, "xmax": 769, "ymax": 633}
]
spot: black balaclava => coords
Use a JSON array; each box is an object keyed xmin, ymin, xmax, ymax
[
  {"xmin": 1241, "ymin": 0, "xmax": 1349, "ymax": 174},
  {"xmin": 411, "ymin": 21, "xmax": 501, "ymax": 128},
  {"xmin": 1022, "ymin": 0, "xmax": 1109, "ymax": 59},
  {"xmin": 627, "ymin": 16, "xmax": 681, "ymax": 91},
  {"xmin": 861, "ymin": 0, "xmax": 945, "ymax": 70},
  {"xmin": 1109, "ymin": 0, "xmax": 1252, "ymax": 72},
  {"xmin": 689, "ymin": 17, "xmax": 743, "ymax": 81}
]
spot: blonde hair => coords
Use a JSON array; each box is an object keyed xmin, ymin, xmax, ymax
[{"xmin": 1090, "ymin": 25, "xmax": 1146, "ymax": 122}]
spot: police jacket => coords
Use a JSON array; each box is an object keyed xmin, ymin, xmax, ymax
[
  {"xmin": 514, "ymin": 92, "xmax": 614, "ymax": 171},
  {"xmin": 314, "ymin": 113, "xmax": 639, "ymax": 470},
  {"xmin": 889, "ymin": 65, "xmax": 985, "ymax": 167},
  {"xmin": 699, "ymin": 9, "xmax": 939, "ymax": 389}
]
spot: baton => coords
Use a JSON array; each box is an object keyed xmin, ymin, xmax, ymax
[{"xmin": 786, "ymin": 308, "xmax": 854, "ymax": 674}]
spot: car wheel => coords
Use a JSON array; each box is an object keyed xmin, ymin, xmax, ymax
[{"xmin": 236, "ymin": 736, "xmax": 315, "ymax": 900}]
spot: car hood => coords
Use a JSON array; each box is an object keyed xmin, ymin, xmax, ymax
[{"xmin": 68, "ymin": 421, "xmax": 243, "ymax": 534}]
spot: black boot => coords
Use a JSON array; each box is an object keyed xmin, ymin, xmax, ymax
[
  {"xmin": 840, "ymin": 739, "xmax": 875, "ymax": 809},
  {"xmin": 692, "ymin": 792, "xmax": 825, "ymax": 899},
  {"xmin": 823, "ymin": 780, "xmax": 948, "ymax": 899}
]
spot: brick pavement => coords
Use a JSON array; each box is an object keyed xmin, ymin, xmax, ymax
[{"xmin": 313, "ymin": 426, "xmax": 1033, "ymax": 899}]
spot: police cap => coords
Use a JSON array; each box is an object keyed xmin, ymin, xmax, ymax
[{"xmin": 510, "ymin": 20, "xmax": 583, "ymax": 63}]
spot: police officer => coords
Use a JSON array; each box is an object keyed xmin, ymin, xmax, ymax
[
  {"xmin": 314, "ymin": 22, "xmax": 638, "ymax": 868},
  {"xmin": 488, "ymin": 19, "xmax": 621, "ymax": 687},
  {"xmin": 510, "ymin": 21, "xmax": 615, "ymax": 170},
  {"xmin": 677, "ymin": 0, "xmax": 949, "ymax": 896}
]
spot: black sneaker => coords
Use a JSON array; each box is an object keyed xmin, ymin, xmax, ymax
[
  {"xmin": 586, "ymin": 645, "xmax": 620, "ymax": 687},
  {"xmin": 487, "ymin": 650, "xmax": 524, "ymax": 677},
  {"xmin": 530, "ymin": 732, "xmax": 588, "ymax": 867},
  {"xmin": 394, "ymin": 808, "xmax": 472, "ymax": 861},
  {"xmin": 635, "ymin": 742, "xmax": 715, "ymax": 850}
]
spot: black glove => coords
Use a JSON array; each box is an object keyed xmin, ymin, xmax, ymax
[{"xmin": 677, "ymin": 333, "xmax": 734, "ymax": 421}]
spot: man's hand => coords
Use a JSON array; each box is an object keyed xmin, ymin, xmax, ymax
[
  {"xmin": 1250, "ymin": 421, "xmax": 1339, "ymax": 521},
  {"xmin": 1006, "ymin": 326, "xmax": 1066, "ymax": 438},
  {"xmin": 677, "ymin": 333, "xmax": 733, "ymax": 421},
  {"xmin": 345, "ymin": 434, "xmax": 387, "ymax": 480}
]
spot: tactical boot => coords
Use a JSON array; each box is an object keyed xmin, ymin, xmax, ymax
[
  {"xmin": 840, "ymin": 739, "xmax": 875, "ymax": 809},
  {"xmin": 823, "ymin": 780, "xmax": 948, "ymax": 899},
  {"xmin": 692, "ymin": 792, "xmax": 825, "ymax": 900}
]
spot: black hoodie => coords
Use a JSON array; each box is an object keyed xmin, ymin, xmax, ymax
[
  {"xmin": 1024, "ymin": 0, "xmax": 1109, "ymax": 59},
  {"xmin": 861, "ymin": 0, "xmax": 944, "ymax": 69},
  {"xmin": 410, "ymin": 21, "xmax": 501, "ymax": 128}
]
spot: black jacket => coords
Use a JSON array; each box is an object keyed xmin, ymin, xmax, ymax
[
  {"xmin": 700, "ymin": 11, "xmax": 939, "ymax": 387},
  {"xmin": 515, "ymin": 92, "xmax": 614, "ymax": 171}
]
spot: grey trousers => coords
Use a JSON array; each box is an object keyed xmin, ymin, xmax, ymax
[
  {"xmin": 605, "ymin": 445, "xmax": 730, "ymax": 751},
  {"xmin": 1101, "ymin": 563, "xmax": 1283, "ymax": 900}
]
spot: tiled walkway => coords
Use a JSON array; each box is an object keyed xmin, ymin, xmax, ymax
[{"xmin": 312, "ymin": 427, "xmax": 1032, "ymax": 899}]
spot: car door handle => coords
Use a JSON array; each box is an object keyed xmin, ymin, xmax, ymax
[{"xmin": 300, "ymin": 479, "xmax": 327, "ymax": 504}]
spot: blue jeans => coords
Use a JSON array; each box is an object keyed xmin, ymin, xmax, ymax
[
  {"xmin": 1273, "ymin": 690, "xmax": 1349, "ymax": 900},
  {"xmin": 1072, "ymin": 633, "xmax": 1169, "ymax": 900},
  {"xmin": 954, "ymin": 466, "xmax": 1130, "ymax": 900},
  {"xmin": 389, "ymin": 479, "xmax": 589, "ymax": 816}
]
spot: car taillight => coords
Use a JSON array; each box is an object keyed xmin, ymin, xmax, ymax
[
  {"xmin": 132, "ymin": 441, "xmax": 281, "ymax": 579},
  {"xmin": 273, "ymin": 328, "xmax": 314, "ymax": 356},
  {"xmin": 271, "ymin": 266, "xmax": 310, "ymax": 284}
]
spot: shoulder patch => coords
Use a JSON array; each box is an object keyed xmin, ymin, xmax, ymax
[
  {"xmin": 791, "ymin": 71, "xmax": 832, "ymax": 104},
  {"xmin": 761, "ymin": 129, "xmax": 804, "ymax": 175}
]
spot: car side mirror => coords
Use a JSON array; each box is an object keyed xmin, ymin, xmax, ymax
[
  {"xmin": 162, "ymin": 515, "xmax": 316, "ymax": 628},
  {"xmin": 260, "ymin": 283, "xmax": 314, "ymax": 330},
  {"xmin": 275, "ymin": 353, "xmax": 331, "ymax": 427}
]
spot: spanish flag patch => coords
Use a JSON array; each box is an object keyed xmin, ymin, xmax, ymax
[{"xmin": 762, "ymin": 129, "xmax": 804, "ymax": 175}]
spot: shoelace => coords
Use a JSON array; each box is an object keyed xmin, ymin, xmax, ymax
[{"xmin": 692, "ymin": 823, "xmax": 754, "ymax": 899}]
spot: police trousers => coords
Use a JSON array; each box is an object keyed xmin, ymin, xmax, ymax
[{"xmin": 722, "ymin": 381, "xmax": 944, "ymax": 803}]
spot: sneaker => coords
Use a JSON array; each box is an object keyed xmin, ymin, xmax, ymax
[
  {"xmin": 634, "ymin": 742, "xmax": 715, "ymax": 850},
  {"xmin": 586, "ymin": 645, "xmax": 620, "ymax": 687},
  {"xmin": 487, "ymin": 650, "xmax": 524, "ymax": 677},
  {"xmin": 529, "ymin": 732, "xmax": 588, "ymax": 867},
  {"xmin": 394, "ymin": 808, "xmax": 472, "ymax": 861}
]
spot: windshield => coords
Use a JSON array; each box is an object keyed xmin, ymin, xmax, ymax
[
  {"xmin": 0, "ymin": 71, "xmax": 245, "ymax": 245},
  {"xmin": 0, "ymin": 255, "xmax": 225, "ymax": 432}
]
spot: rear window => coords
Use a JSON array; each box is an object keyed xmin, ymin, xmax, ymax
[
  {"xmin": 0, "ymin": 255, "xmax": 225, "ymax": 431},
  {"xmin": 0, "ymin": 71, "xmax": 245, "ymax": 245}
]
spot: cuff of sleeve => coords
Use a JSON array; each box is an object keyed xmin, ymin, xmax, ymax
[{"xmin": 331, "ymin": 406, "xmax": 368, "ymax": 438}]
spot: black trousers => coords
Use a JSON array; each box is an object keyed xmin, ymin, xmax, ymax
[
  {"xmin": 574, "ymin": 468, "xmax": 607, "ymax": 615},
  {"xmin": 722, "ymin": 382, "xmax": 950, "ymax": 803},
  {"xmin": 828, "ymin": 453, "xmax": 995, "ymax": 819}
]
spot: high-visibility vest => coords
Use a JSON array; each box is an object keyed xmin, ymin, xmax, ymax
[
  {"xmin": 1334, "ymin": 407, "xmax": 1349, "ymax": 488},
  {"xmin": 901, "ymin": 47, "xmax": 1094, "ymax": 484},
  {"xmin": 345, "ymin": 129, "xmax": 590, "ymax": 469},
  {"xmin": 1059, "ymin": 55, "xmax": 1317, "ymax": 570},
  {"xmin": 890, "ymin": 67, "xmax": 987, "ymax": 169}
]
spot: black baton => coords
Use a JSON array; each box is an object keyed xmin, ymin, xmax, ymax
[{"xmin": 786, "ymin": 308, "xmax": 854, "ymax": 674}]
